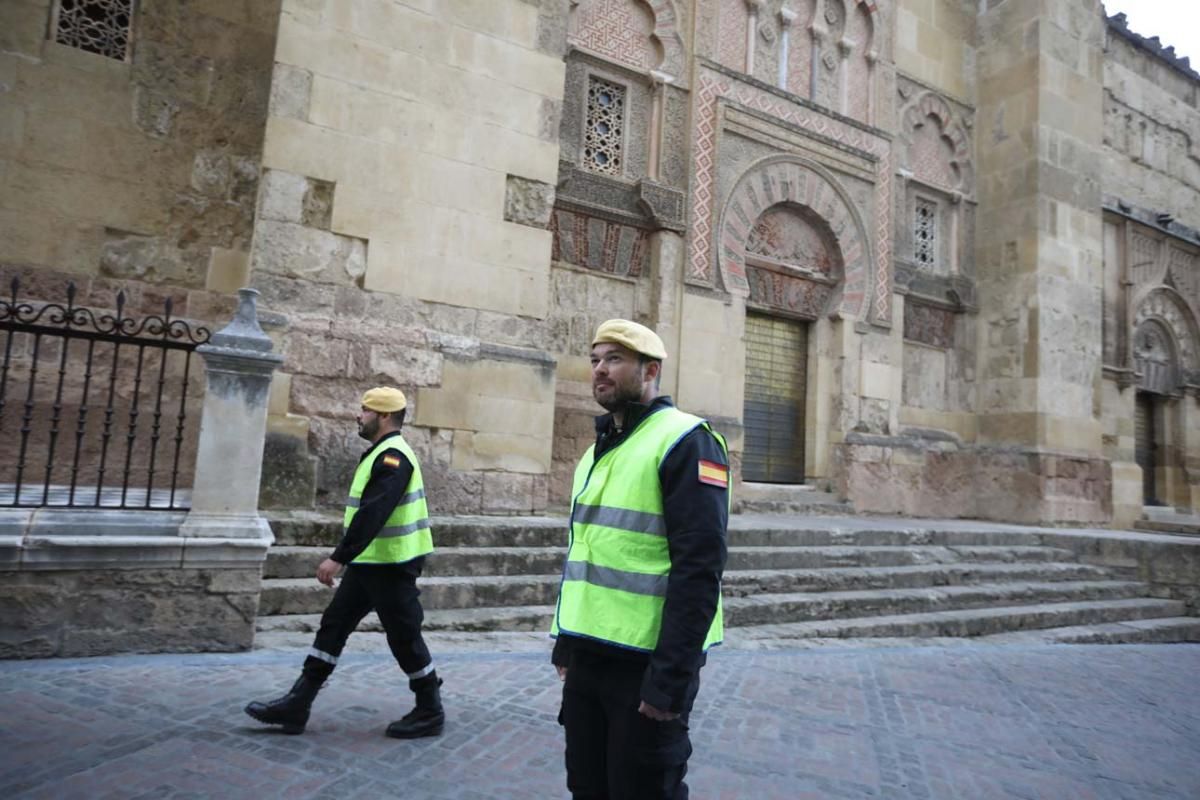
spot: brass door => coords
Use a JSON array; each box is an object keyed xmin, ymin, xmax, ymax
[
  {"xmin": 742, "ymin": 314, "xmax": 807, "ymax": 483},
  {"xmin": 1135, "ymin": 392, "xmax": 1158, "ymax": 505}
]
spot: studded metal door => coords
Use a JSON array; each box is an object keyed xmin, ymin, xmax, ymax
[
  {"xmin": 1135, "ymin": 392, "xmax": 1158, "ymax": 505},
  {"xmin": 742, "ymin": 314, "xmax": 807, "ymax": 483}
]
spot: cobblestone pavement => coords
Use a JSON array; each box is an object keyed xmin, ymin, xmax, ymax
[{"xmin": 2, "ymin": 643, "xmax": 1199, "ymax": 799}]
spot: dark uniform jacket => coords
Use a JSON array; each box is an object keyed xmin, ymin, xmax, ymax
[
  {"xmin": 330, "ymin": 430, "xmax": 415, "ymax": 565},
  {"xmin": 552, "ymin": 396, "xmax": 730, "ymax": 714}
]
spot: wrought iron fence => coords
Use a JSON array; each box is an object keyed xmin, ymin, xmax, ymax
[{"xmin": 0, "ymin": 277, "xmax": 211, "ymax": 509}]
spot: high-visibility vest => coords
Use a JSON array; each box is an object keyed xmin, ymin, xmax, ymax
[
  {"xmin": 343, "ymin": 435, "xmax": 433, "ymax": 565},
  {"xmin": 552, "ymin": 406, "xmax": 727, "ymax": 652}
]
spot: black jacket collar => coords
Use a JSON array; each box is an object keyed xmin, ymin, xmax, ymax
[{"xmin": 594, "ymin": 396, "xmax": 675, "ymax": 456}]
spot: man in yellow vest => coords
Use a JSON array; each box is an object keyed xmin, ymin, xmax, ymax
[
  {"xmin": 551, "ymin": 320, "xmax": 730, "ymax": 799},
  {"xmin": 244, "ymin": 386, "xmax": 444, "ymax": 738}
]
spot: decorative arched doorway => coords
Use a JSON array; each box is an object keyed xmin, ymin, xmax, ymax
[
  {"xmin": 719, "ymin": 156, "xmax": 868, "ymax": 484},
  {"xmin": 1132, "ymin": 288, "xmax": 1200, "ymax": 507}
]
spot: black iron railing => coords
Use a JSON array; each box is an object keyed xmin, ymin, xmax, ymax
[{"xmin": 0, "ymin": 277, "xmax": 211, "ymax": 509}]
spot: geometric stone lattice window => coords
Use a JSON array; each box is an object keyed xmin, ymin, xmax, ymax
[
  {"xmin": 52, "ymin": 0, "xmax": 135, "ymax": 61},
  {"xmin": 584, "ymin": 76, "xmax": 626, "ymax": 176},
  {"xmin": 914, "ymin": 198, "xmax": 938, "ymax": 270}
]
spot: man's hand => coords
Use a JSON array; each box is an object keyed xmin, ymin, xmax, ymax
[
  {"xmin": 316, "ymin": 558, "xmax": 344, "ymax": 587},
  {"xmin": 556, "ymin": 665, "xmax": 568, "ymax": 681},
  {"xmin": 638, "ymin": 701, "xmax": 679, "ymax": 721}
]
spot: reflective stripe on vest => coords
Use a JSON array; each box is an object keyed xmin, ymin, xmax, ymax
[
  {"xmin": 551, "ymin": 406, "xmax": 727, "ymax": 652},
  {"xmin": 343, "ymin": 435, "xmax": 434, "ymax": 565}
]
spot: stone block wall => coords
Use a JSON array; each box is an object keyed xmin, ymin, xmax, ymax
[
  {"xmin": 0, "ymin": 510, "xmax": 268, "ymax": 659},
  {"xmin": 1097, "ymin": 16, "xmax": 1200, "ymax": 524},
  {"xmin": 1102, "ymin": 22, "xmax": 1200, "ymax": 228},
  {"xmin": 894, "ymin": 0, "xmax": 978, "ymax": 105},
  {"xmin": 254, "ymin": 0, "xmax": 570, "ymax": 515},
  {"xmin": 836, "ymin": 436, "xmax": 1113, "ymax": 525},
  {"xmin": 0, "ymin": 567, "xmax": 261, "ymax": 659}
]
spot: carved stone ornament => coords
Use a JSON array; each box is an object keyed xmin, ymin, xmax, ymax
[
  {"xmin": 1133, "ymin": 286, "xmax": 1200, "ymax": 391},
  {"xmin": 719, "ymin": 156, "xmax": 871, "ymax": 320}
]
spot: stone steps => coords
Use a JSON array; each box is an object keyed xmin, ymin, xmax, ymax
[
  {"xmin": 262, "ymin": 543, "xmax": 1081, "ymax": 579},
  {"xmin": 725, "ymin": 598, "xmax": 1189, "ymax": 641},
  {"xmin": 722, "ymin": 580, "xmax": 1149, "ymax": 626},
  {"xmin": 257, "ymin": 605, "xmax": 554, "ymax": 635},
  {"xmin": 977, "ymin": 616, "xmax": 1200, "ymax": 644},
  {"xmin": 267, "ymin": 512, "xmax": 1081, "ymax": 549},
  {"xmin": 265, "ymin": 545, "xmax": 569, "ymax": 579},
  {"xmin": 258, "ymin": 563, "xmax": 1118, "ymax": 616},
  {"xmin": 256, "ymin": 512, "xmax": 1199, "ymax": 647}
]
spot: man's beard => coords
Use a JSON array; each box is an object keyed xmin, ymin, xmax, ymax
[
  {"xmin": 358, "ymin": 417, "xmax": 379, "ymax": 441},
  {"xmin": 593, "ymin": 375, "xmax": 644, "ymax": 413}
]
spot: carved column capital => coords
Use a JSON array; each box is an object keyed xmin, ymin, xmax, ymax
[
  {"xmin": 780, "ymin": 7, "xmax": 798, "ymax": 26},
  {"xmin": 649, "ymin": 69, "xmax": 676, "ymax": 87}
]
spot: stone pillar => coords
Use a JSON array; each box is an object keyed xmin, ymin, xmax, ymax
[
  {"xmin": 180, "ymin": 289, "xmax": 284, "ymax": 540},
  {"xmin": 744, "ymin": 0, "xmax": 763, "ymax": 75},
  {"xmin": 778, "ymin": 8, "xmax": 797, "ymax": 90},
  {"xmin": 975, "ymin": 0, "xmax": 1109, "ymax": 523}
]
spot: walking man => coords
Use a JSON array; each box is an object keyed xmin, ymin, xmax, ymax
[
  {"xmin": 245, "ymin": 386, "xmax": 444, "ymax": 738},
  {"xmin": 552, "ymin": 320, "xmax": 730, "ymax": 799}
]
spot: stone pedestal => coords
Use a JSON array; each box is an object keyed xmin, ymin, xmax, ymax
[{"xmin": 180, "ymin": 289, "xmax": 284, "ymax": 540}]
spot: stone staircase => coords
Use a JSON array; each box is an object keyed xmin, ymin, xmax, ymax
[
  {"xmin": 257, "ymin": 512, "xmax": 1200, "ymax": 646},
  {"xmin": 1135, "ymin": 506, "xmax": 1200, "ymax": 537}
]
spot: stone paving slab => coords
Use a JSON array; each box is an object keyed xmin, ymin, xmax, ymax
[{"xmin": 2, "ymin": 643, "xmax": 1199, "ymax": 799}]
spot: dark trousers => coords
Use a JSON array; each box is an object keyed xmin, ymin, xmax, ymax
[
  {"xmin": 561, "ymin": 648, "xmax": 699, "ymax": 800},
  {"xmin": 303, "ymin": 561, "xmax": 433, "ymax": 687}
]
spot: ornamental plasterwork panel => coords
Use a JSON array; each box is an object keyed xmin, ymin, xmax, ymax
[
  {"xmin": 718, "ymin": 155, "xmax": 870, "ymax": 321},
  {"xmin": 897, "ymin": 82, "xmax": 975, "ymax": 197},
  {"xmin": 1129, "ymin": 230, "xmax": 1166, "ymax": 289},
  {"xmin": 1133, "ymin": 286, "xmax": 1200, "ymax": 388},
  {"xmin": 1133, "ymin": 319, "xmax": 1178, "ymax": 395},
  {"xmin": 1167, "ymin": 245, "xmax": 1200, "ymax": 318},
  {"xmin": 747, "ymin": 205, "xmax": 840, "ymax": 274},
  {"xmin": 569, "ymin": 0, "xmax": 687, "ymax": 82},
  {"xmin": 569, "ymin": 0, "xmax": 656, "ymax": 72},
  {"xmin": 689, "ymin": 67, "xmax": 892, "ymax": 325}
]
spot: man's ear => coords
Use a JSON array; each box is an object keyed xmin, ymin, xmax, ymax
[{"xmin": 642, "ymin": 358, "xmax": 662, "ymax": 383}]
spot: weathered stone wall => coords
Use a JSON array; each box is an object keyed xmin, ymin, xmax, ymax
[
  {"xmin": 836, "ymin": 436, "xmax": 1112, "ymax": 524},
  {"xmin": 0, "ymin": 567, "xmax": 260, "ymax": 658},
  {"xmin": 1102, "ymin": 23, "xmax": 1200, "ymax": 228},
  {"xmin": 1097, "ymin": 15, "xmax": 1200, "ymax": 525},
  {"xmin": 0, "ymin": 509, "xmax": 268, "ymax": 659},
  {"xmin": 0, "ymin": 2, "xmax": 278, "ymax": 495},
  {"xmin": 0, "ymin": 0, "xmax": 280, "ymax": 292},
  {"xmin": 254, "ymin": 0, "xmax": 569, "ymax": 514}
]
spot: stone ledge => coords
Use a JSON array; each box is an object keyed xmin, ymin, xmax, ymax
[{"xmin": 0, "ymin": 509, "xmax": 272, "ymax": 571}]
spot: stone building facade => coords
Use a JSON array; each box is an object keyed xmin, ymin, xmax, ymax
[{"xmin": 2, "ymin": 0, "xmax": 1199, "ymax": 529}]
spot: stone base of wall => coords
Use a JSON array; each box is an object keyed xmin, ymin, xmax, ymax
[
  {"xmin": 0, "ymin": 567, "xmax": 261, "ymax": 659},
  {"xmin": 0, "ymin": 510, "xmax": 269, "ymax": 659},
  {"xmin": 833, "ymin": 434, "xmax": 1113, "ymax": 525}
]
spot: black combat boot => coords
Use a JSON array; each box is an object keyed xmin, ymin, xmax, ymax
[
  {"xmin": 244, "ymin": 674, "xmax": 323, "ymax": 735},
  {"xmin": 385, "ymin": 674, "xmax": 444, "ymax": 739}
]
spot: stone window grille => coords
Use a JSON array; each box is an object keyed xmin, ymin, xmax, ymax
[
  {"xmin": 51, "ymin": 0, "xmax": 135, "ymax": 62},
  {"xmin": 584, "ymin": 76, "xmax": 626, "ymax": 176},
  {"xmin": 914, "ymin": 198, "xmax": 938, "ymax": 270}
]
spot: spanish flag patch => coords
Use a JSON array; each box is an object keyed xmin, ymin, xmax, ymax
[
  {"xmin": 697, "ymin": 459, "xmax": 728, "ymax": 488},
  {"xmin": 381, "ymin": 453, "xmax": 402, "ymax": 469}
]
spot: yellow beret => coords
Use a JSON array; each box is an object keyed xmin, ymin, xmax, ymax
[
  {"xmin": 592, "ymin": 319, "xmax": 668, "ymax": 360},
  {"xmin": 361, "ymin": 386, "xmax": 407, "ymax": 413}
]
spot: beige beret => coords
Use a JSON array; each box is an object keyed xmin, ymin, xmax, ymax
[
  {"xmin": 592, "ymin": 319, "xmax": 668, "ymax": 360},
  {"xmin": 361, "ymin": 386, "xmax": 407, "ymax": 413}
]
